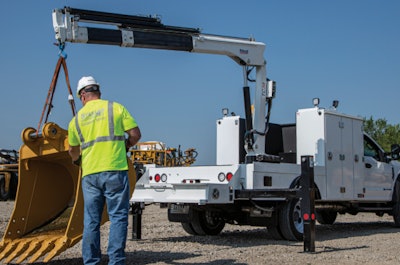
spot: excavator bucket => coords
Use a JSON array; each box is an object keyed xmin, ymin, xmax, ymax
[{"xmin": 0, "ymin": 122, "xmax": 136, "ymax": 263}]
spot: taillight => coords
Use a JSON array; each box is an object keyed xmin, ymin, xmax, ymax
[
  {"xmin": 217, "ymin": 172, "xmax": 225, "ymax": 182},
  {"xmin": 151, "ymin": 173, "xmax": 167, "ymax": 182},
  {"xmin": 218, "ymin": 172, "xmax": 233, "ymax": 182},
  {"xmin": 161, "ymin": 173, "xmax": 167, "ymax": 182},
  {"xmin": 154, "ymin": 174, "xmax": 161, "ymax": 182}
]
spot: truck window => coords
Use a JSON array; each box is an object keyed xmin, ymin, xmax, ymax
[{"xmin": 364, "ymin": 135, "xmax": 382, "ymax": 161}]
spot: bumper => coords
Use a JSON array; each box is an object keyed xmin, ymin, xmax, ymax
[{"xmin": 130, "ymin": 183, "xmax": 234, "ymax": 205}]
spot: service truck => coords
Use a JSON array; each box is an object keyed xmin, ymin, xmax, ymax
[
  {"xmin": 131, "ymin": 103, "xmax": 400, "ymax": 241},
  {"xmin": 49, "ymin": 7, "xmax": 400, "ymax": 241}
]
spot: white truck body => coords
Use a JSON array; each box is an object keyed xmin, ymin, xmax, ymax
[
  {"xmin": 131, "ymin": 107, "xmax": 399, "ymax": 205},
  {"xmin": 130, "ymin": 106, "xmax": 400, "ymax": 240}
]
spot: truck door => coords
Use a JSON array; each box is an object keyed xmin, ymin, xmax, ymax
[{"xmin": 363, "ymin": 135, "xmax": 393, "ymax": 200}]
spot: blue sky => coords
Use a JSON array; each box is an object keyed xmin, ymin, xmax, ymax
[{"xmin": 0, "ymin": 1, "xmax": 399, "ymax": 165}]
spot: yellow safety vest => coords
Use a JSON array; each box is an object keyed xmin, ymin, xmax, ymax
[{"xmin": 68, "ymin": 99, "xmax": 137, "ymax": 177}]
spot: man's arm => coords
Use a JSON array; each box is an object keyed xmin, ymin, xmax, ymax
[
  {"xmin": 69, "ymin": 145, "xmax": 81, "ymax": 162},
  {"xmin": 125, "ymin": 127, "xmax": 141, "ymax": 149}
]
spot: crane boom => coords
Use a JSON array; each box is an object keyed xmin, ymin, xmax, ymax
[
  {"xmin": 53, "ymin": 7, "xmax": 195, "ymax": 50},
  {"xmin": 52, "ymin": 6, "xmax": 272, "ymax": 159},
  {"xmin": 52, "ymin": 7, "xmax": 266, "ymax": 66}
]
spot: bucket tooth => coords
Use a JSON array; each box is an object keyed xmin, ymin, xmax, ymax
[
  {"xmin": 14, "ymin": 238, "xmax": 42, "ymax": 264},
  {"xmin": 0, "ymin": 241, "xmax": 5, "ymax": 253},
  {"xmin": 42, "ymin": 236, "xmax": 70, "ymax": 263},
  {"xmin": 27, "ymin": 237, "xmax": 57, "ymax": 263},
  {"xmin": 0, "ymin": 240, "xmax": 17, "ymax": 261},
  {"xmin": 0, "ymin": 240, "xmax": 8, "ymax": 257},
  {"xmin": 3, "ymin": 239, "xmax": 32, "ymax": 264}
]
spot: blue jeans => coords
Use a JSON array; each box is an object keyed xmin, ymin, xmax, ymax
[{"xmin": 81, "ymin": 171, "xmax": 130, "ymax": 265}]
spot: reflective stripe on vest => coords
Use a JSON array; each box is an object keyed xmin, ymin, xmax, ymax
[{"xmin": 75, "ymin": 101, "xmax": 125, "ymax": 150}]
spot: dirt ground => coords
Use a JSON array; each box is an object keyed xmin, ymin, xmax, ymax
[{"xmin": 1, "ymin": 201, "xmax": 400, "ymax": 265}]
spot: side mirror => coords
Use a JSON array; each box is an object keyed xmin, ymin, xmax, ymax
[{"xmin": 391, "ymin": 144, "xmax": 400, "ymax": 160}]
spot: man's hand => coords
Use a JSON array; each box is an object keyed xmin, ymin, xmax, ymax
[
  {"xmin": 73, "ymin": 155, "xmax": 82, "ymax": 166},
  {"xmin": 69, "ymin": 145, "xmax": 81, "ymax": 166}
]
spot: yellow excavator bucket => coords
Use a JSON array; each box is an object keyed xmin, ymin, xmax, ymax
[{"xmin": 0, "ymin": 122, "xmax": 136, "ymax": 264}]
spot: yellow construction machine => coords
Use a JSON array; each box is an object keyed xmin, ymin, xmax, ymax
[
  {"xmin": 130, "ymin": 141, "xmax": 197, "ymax": 167},
  {"xmin": 0, "ymin": 149, "xmax": 19, "ymax": 201},
  {"xmin": 130, "ymin": 141, "xmax": 197, "ymax": 181}
]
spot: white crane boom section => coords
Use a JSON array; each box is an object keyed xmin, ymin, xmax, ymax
[{"xmin": 52, "ymin": 7, "xmax": 272, "ymax": 158}]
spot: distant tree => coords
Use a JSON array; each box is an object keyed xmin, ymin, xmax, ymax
[{"xmin": 364, "ymin": 116, "xmax": 400, "ymax": 152}]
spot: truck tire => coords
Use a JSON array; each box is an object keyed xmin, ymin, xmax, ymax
[
  {"xmin": 190, "ymin": 208, "xmax": 225, "ymax": 236},
  {"xmin": 268, "ymin": 225, "xmax": 284, "ymax": 240},
  {"xmin": 393, "ymin": 180, "xmax": 400, "ymax": 227},
  {"xmin": 316, "ymin": 210, "xmax": 337, "ymax": 225},
  {"xmin": 181, "ymin": 222, "xmax": 198, "ymax": 235},
  {"xmin": 267, "ymin": 212, "xmax": 284, "ymax": 240},
  {"xmin": 279, "ymin": 199, "xmax": 303, "ymax": 241}
]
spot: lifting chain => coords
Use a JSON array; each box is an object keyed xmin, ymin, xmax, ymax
[{"xmin": 37, "ymin": 45, "xmax": 76, "ymax": 135}]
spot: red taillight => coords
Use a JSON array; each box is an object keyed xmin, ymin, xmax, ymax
[
  {"xmin": 226, "ymin": 172, "xmax": 233, "ymax": 181},
  {"xmin": 154, "ymin": 174, "xmax": 161, "ymax": 182},
  {"xmin": 303, "ymin": 213, "xmax": 310, "ymax": 221}
]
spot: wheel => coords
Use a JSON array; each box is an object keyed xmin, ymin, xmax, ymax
[
  {"xmin": 0, "ymin": 174, "xmax": 10, "ymax": 201},
  {"xmin": 268, "ymin": 225, "xmax": 284, "ymax": 240},
  {"xmin": 181, "ymin": 222, "xmax": 198, "ymax": 235},
  {"xmin": 316, "ymin": 210, "xmax": 337, "ymax": 225},
  {"xmin": 190, "ymin": 208, "xmax": 225, "ymax": 235},
  {"xmin": 267, "ymin": 212, "xmax": 284, "ymax": 240},
  {"xmin": 392, "ymin": 180, "xmax": 400, "ymax": 227},
  {"xmin": 279, "ymin": 199, "xmax": 303, "ymax": 241}
]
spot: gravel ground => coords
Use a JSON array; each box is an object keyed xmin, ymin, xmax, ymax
[{"xmin": 1, "ymin": 201, "xmax": 400, "ymax": 265}]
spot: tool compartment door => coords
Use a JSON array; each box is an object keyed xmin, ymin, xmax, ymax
[{"xmin": 325, "ymin": 113, "xmax": 361, "ymax": 200}]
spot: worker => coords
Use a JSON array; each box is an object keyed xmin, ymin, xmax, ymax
[{"xmin": 68, "ymin": 76, "xmax": 141, "ymax": 265}]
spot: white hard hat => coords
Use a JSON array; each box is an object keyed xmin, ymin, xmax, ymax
[{"xmin": 76, "ymin": 76, "xmax": 100, "ymax": 97}]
